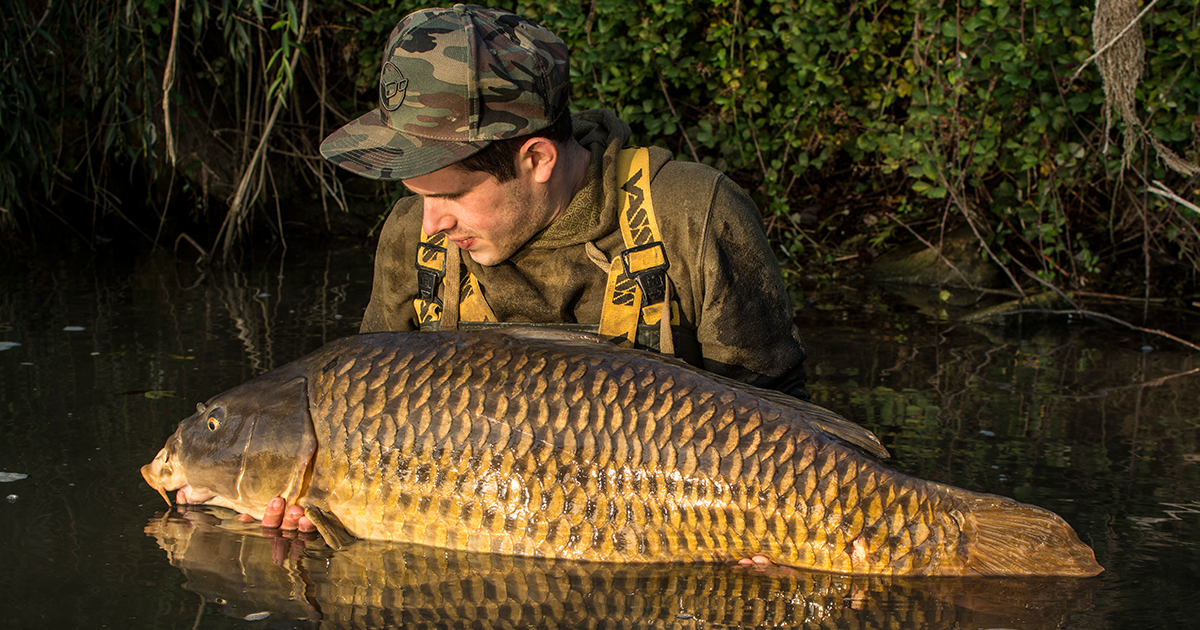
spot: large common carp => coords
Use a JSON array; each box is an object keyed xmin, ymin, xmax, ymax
[
  {"xmin": 141, "ymin": 329, "xmax": 1102, "ymax": 576},
  {"xmin": 145, "ymin": 507, "xmax": 1100, "ymax": 629}
]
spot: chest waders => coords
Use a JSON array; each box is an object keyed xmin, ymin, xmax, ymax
[{"xmin": 411, "ymin": 147, "xmax": 681, "ymax": 354}]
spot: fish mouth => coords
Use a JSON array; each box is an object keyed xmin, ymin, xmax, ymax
[
  {"xmin": 140, "ymin": 463, "xmax": 172, "ymax": 506},
  {"xmin": 140, "ymin": 465, "xmax": 208, "ymax": 507},
  {"xmin": 138, "ymin": 473, "xmax": 218, "ymax": 508},
  {"xmin": 173, "ymin": 484, "xmax": 216, "ymax": 505},
  {"xmin": 141, "ymin": 441, "xmax": 189, "ymax": 507}
]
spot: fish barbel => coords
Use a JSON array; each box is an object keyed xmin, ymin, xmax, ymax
[{"xmin": 141, "ymin": 329, "xmax": 1102, "ymax": 576}]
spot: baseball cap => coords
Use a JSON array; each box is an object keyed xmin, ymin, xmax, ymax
[{"xmin": 319, "ymin": 4, "xmax": 570, "ymax": 181}]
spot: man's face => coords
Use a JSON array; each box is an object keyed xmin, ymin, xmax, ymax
[{"xmin": 403, "ymin": 165, "xmax": 556, "ymax": 267}]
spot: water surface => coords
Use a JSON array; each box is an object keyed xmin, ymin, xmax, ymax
[{"xmin": 0, "ymin": 246, "xmax": 1196, "ymax": 629}]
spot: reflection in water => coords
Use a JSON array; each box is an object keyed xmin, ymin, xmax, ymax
[
  {"xmin": 194, "ymin": 253, "xmax": 354, "ymax": 374},
  {"xmin": 794, "ymin": 290, "xmax": 1200, "ymax": 630},
  {"xmin": 0, "ymin": 249, "xmax": 1197, "ymax": 629},
  {"xmin": 0, "ymin": 248, "xmax": 374, "ymax": 630},
  {"xmin": 147, "ymin": 507, "xmax": 1098, "ymax": 630}
]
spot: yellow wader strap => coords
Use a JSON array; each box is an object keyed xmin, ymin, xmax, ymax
[
  {"xmin": 599, "ymin": 147, "xmax": 679, "ymax": 348},
  {"xmin": 413, "ymin": 231, "xmax": 495, "ymax": 328}
]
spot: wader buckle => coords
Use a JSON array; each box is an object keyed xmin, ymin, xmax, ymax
[
  {"xmin": 415, "ymin": 241, "xmax": 447, "ymax": 305},
  {"xmin": 621, "ymin": 241, "xmax": 670, "ymax": 304}
]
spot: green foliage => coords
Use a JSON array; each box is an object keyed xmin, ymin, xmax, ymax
[
  {"xmin": 0, "ymin": 0, "xmax": 312, "ymax": 235},
  {"xmin": 2, "ymin": 0, "xmax": 1198, "ymax": 284},
  {"xmin": 0, "ymin": 1, "xmax": 55, "ymax": 221},
  {"xmin": 519, "ymin": 0, "xmax": 1200, "ymax": 288}
]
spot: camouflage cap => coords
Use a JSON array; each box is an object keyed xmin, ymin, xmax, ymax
[{"xmin": 320, "ymin": 4, "xmax": 570, "ymax": 181}]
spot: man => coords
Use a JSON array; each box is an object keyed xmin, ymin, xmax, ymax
[{"xmin": 254, "ymin": 4, "xmax": 809, "ymax": 534}]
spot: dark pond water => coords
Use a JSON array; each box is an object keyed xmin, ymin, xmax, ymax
[{"xmin": 0, "ymin": 245, "xmax": 1197, "ymax": 629}]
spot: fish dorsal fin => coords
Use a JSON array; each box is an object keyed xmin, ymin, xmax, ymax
[
  {"xmin": 492, "ymin": 327, "xmax": 889, "ymax": 459},
  {"xmin": 674, "ymin": 360, "xmax": 888, "ymax": 459},
  {"xmin": 750, "ymin": 387, "xmax": 890, "ymax": 459},
  {"xmin": 495, "ymin": 326, "xmax": 610, "ymax": 346}
]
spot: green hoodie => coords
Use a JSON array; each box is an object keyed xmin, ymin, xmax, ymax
[{"xmin": 360, "ymin": 109, "xmax": 809, "ymax": 399}]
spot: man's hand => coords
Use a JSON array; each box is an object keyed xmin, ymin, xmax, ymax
[
  {"xmin": 231, "ymin": 498, "xmax": 317, "ymax": 565},
  {"xmin": 734, "ymin": 555, "xmax": 801, "ymax": 579},
  {"xmin": 236, "ymin": 497, "xmax": 317, "ymax": 532}
]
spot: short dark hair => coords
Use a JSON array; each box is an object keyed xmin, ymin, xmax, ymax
[{"xmin": 453, "ymin": 112, "xmax": 574, "ymax": 182}]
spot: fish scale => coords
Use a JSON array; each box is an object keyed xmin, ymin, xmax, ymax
[
  {"xmin": 142, "ymin": 329, "xmax": 1102, "ymax": 576},
  {"xmin": 317, "ymin": 335, "xmax": 960, "ymax": 569}
]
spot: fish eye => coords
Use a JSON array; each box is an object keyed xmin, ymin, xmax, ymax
[{"xmin": 205, "ymin": 407, "xmax": 225, "ymax": 432}]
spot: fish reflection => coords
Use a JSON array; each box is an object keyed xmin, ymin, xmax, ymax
[{"xmin": 146, "ymin": 507, "xmax": 1098, "ymax": 629}]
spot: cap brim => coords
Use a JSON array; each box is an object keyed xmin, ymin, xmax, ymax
[{"xmin": 320, "ymin": 108, "xmax": 489, "ymax": 181}]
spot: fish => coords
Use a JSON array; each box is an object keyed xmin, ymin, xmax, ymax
[
  {"xmin": 141, "ymin": 328, "xmax": 1103, "ymax": 576},
  {"xmin": 145, "ymin": 506, "xmax": 1100, "ymax": 629}
]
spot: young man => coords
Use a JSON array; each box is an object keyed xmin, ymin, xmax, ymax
[{"xmin": 256, "ymin": 4, "xmax": 809, "ymax": 532}]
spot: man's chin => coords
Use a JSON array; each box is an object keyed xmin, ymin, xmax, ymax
[{"xmin": 465, "ymin": 247, "xmax": 502, "ymax": 266}]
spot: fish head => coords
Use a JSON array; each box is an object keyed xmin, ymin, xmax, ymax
[{"xmin": 141, "ymin": 371, "xmax": 317, "ymax": 520}]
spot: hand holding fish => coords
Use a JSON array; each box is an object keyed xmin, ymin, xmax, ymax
[
  {"xmin": 243, "ymin": 496, "xmax": 317, "ymax": 533},
  {"xmin": 734, "ymin": 555, "xmax": 803, "ymax": 579},
  {"xmin": 232, "ymin": 497, "xmax": 317, "ymax": 566}
]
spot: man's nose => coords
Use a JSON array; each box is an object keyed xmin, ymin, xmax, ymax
[{"xmin": 422, "ymin": 198, "xmax": 456, "ymax": 235}]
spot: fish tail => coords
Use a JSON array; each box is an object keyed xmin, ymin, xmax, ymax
[{"xmin": 955, "ymin": 494, "xmax": 1103, "ymax": 577}]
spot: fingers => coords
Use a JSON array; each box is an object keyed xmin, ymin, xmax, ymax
[
  {"xmin": 237, "ymin": 496, "xmax": 318, "ymax": 535},
  {"xmin": 737, "ymin": 555, "xmax": 773, "ymax": 568},
  {"xmin": 281, "ymin": 504, "xmax": 317, "ymax": 533},
  {"xmin": 268, "ymin": 508, "xmax": 318, "ymax": 567},
  {"xmin": 260, "ymin": 497, "xmax": 287, "ymax": 528},
  {"xmin": 732, "ymin": 555, "xmax": 802, "ymax": 579}
]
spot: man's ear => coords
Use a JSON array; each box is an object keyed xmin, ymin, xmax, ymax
[{"xmin": 516, "ymin": 136, "xmax": 559, "ymax": 184}]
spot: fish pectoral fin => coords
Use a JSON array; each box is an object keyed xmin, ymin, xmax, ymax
[{"xmin": 302, "ymin": 505, "xmax": 355, "ymax": 550}]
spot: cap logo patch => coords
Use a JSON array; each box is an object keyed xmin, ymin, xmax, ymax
[{"xmin": 380, "ymin": 62, "xmax": 408, "ymax": 112}]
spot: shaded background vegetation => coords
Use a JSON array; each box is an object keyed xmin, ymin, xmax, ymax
[{"xmin": 2, "ymin": 0, "xmax": 1199, "ymax": 299}]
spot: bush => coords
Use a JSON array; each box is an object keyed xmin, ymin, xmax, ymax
[
  {"xmin": 2, "ymin": 0, "xmax": 1198, "ymax": 291},
  {"xmin": 525, "ymin": 0, "xmax": 1199, "ymax": 290}
]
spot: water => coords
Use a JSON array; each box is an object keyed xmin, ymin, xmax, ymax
[{"xmin": 0, "ymin": 245, "xmax": 1197, "ymax": 629}]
